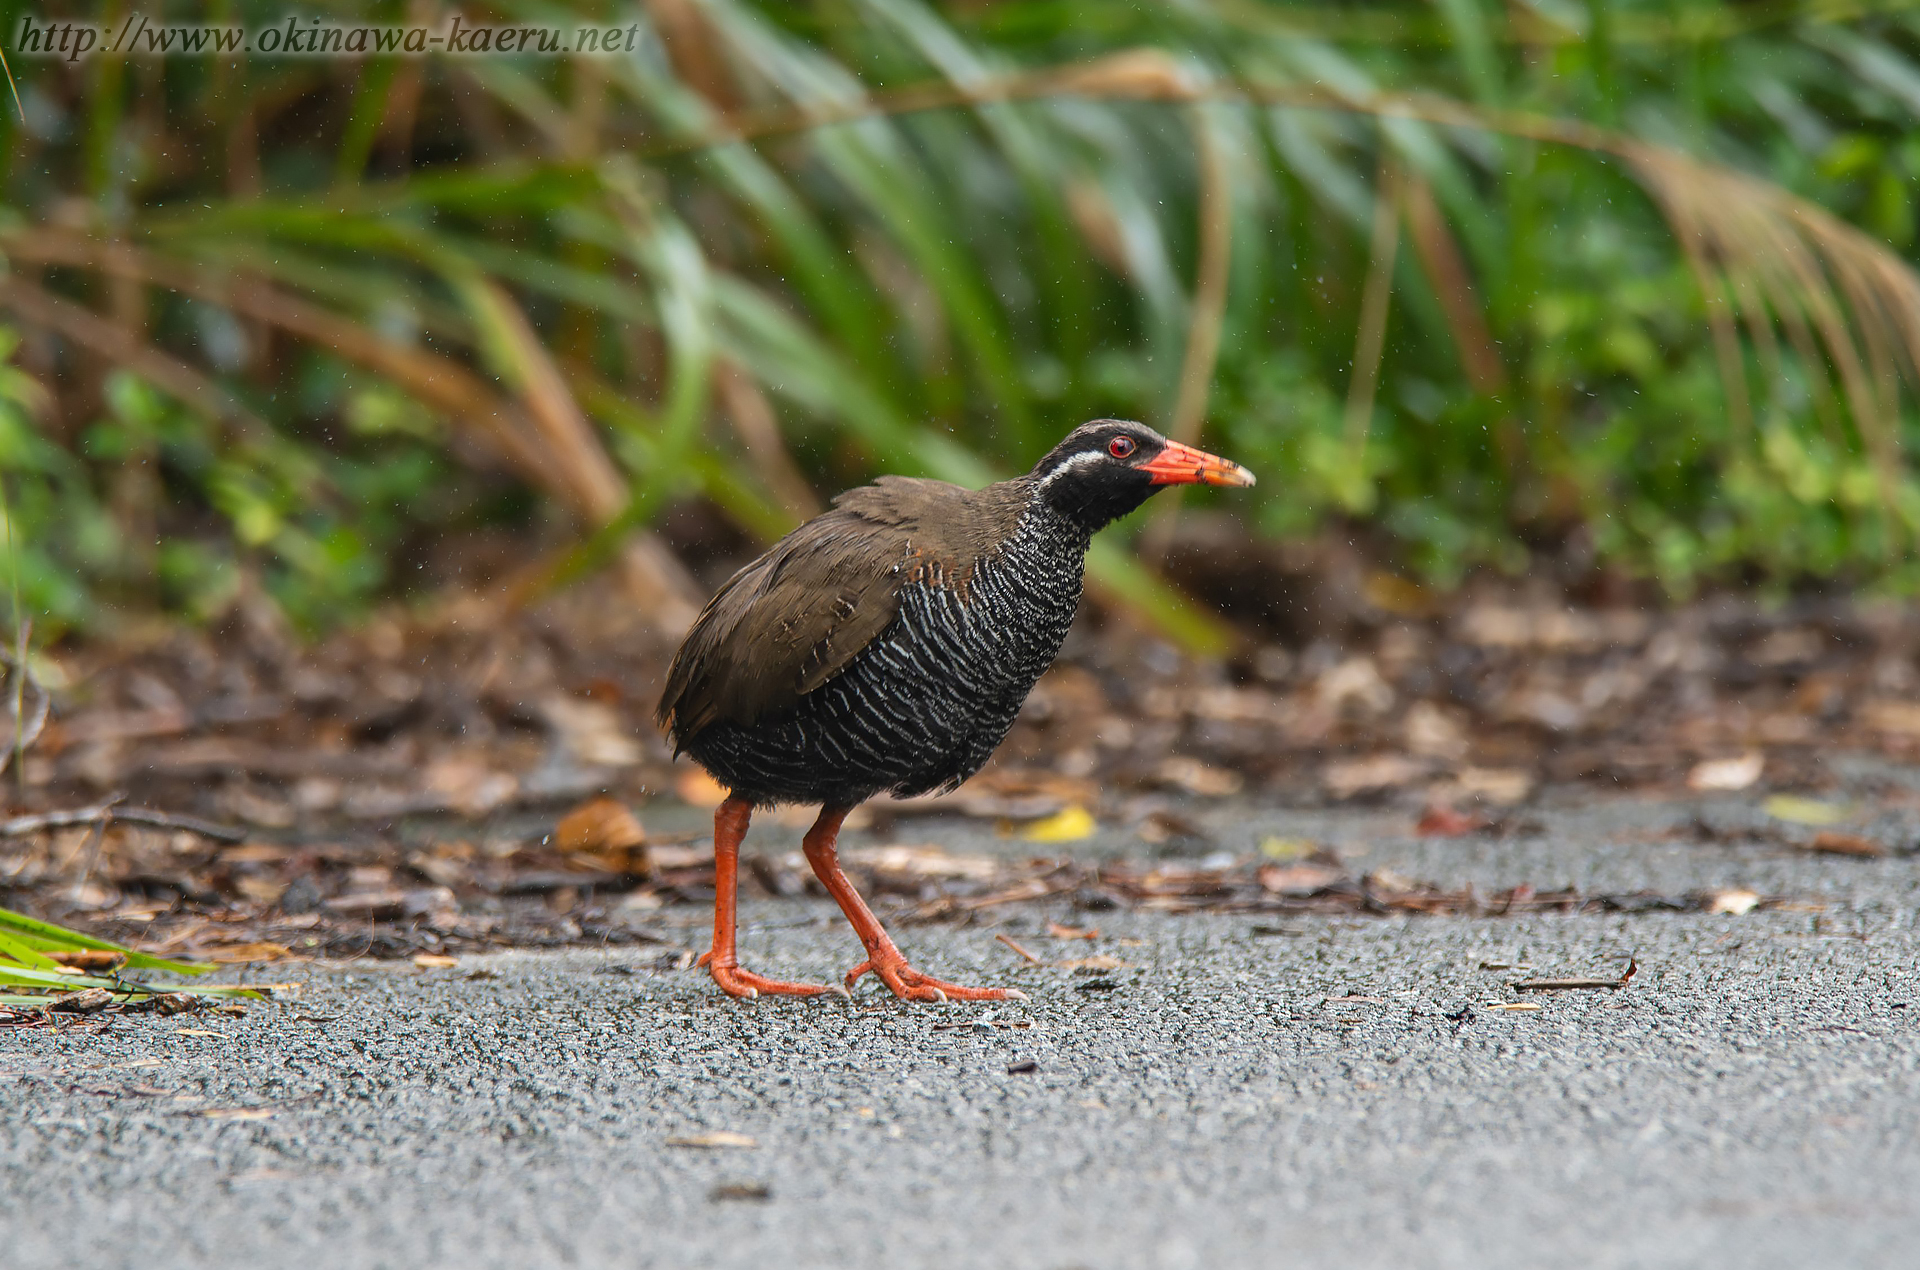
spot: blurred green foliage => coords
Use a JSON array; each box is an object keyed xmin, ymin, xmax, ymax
[{"xmin": 4, "ymin": 0, "xmax": 1920, "ymax": 639}]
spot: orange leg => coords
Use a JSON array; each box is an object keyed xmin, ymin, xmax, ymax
[
  {"xmin": 699, "ymin": 796, "xmax": 832, "ymax": 999},
  {"xmin": 803, "ymin": 805, "xmax": 1023, "ymax": 1003}
]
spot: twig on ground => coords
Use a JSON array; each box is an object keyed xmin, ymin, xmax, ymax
[
  {"xmin": 995, "ymin": 933, "xmax": 1044, "ymax": 965},
  {"xmin": 1513, "ymin": 958, "xmax": 1638, "ymax": 991},
  {"xmin": 0, "ymin": 640, "xmax": 48, "ymax": 780},
  {"xmin": 0, "ymin": 799, "xmax": 247, "ymax": 844}
]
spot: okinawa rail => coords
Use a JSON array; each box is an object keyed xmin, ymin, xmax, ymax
[{"xmin": 658, "ymin": 420, "xmax": 1255, "ymax": 1001}]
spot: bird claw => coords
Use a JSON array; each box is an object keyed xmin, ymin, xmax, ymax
[
  {"xmin": 840, "ymin": 957, "xmax": 1019, "ymax": 1003},
  {"xmin": 704, "ymin": 958, "xmax": 833, "ymax": 1000}
]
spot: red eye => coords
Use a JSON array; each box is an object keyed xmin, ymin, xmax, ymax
[{"xmin": 1108, "ymin": 436, "xmax": 1137, "ymax": 458}]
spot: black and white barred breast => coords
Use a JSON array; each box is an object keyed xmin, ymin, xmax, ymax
[{"xmin": 684, "ymin": 507, "xmax": 1089, "ymax": 807}]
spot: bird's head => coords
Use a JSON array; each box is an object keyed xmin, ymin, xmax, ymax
[{"xmin": 1028, "ymin": 419, "xmax": 1254, "ymax": 533}]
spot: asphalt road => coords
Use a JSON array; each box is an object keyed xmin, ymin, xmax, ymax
[{"xmin": 5, "ymin": 786, "xmax": 1920, "ymax": 1270}]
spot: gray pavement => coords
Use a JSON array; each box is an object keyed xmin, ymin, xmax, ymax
[{"xmin": 5, "ymin": 789, "xmax": 1920, "ymax": 1270}]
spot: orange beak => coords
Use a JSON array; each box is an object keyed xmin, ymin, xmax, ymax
[{"xmin": 1140, "ymin": 439, "xmax": 1256, "ymax": 487}]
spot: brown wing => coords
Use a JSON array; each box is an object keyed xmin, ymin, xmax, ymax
[{"xmin": 656, "ymin": 477, "xmax": 1004, "ymax": 747}]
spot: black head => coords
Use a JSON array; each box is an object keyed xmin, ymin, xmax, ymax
[{"xmin": 1027, "ymin": 419, "xmax": 1255, "ymax": 533}]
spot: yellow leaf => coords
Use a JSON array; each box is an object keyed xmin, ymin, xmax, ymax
[
  {"xmin": 1762, "ymin": 795, "xmax": 1852, "ymax": 826},
  {"xmin": 1022, "ymin": 805, "xmax": 1096, "ymax": 842},
  {"xmin": 411, "ymin": 953, "xmax": 459, "ymax": 970},
  {"xmin": 1259, "ymin": 836, "xmax": 1314, "ymax": 860}
]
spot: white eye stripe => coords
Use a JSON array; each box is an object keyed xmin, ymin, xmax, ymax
[{"xmin": 1036, "ymin": 449, "xmax": 1108, "ymax": 491}]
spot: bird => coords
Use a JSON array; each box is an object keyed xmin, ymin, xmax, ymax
[{"xmin": 657, "ymin": 419, "xmax": 1254, "ymax": 1002}]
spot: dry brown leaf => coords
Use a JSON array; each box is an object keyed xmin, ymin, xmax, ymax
[
  {"xmin": 1806, "ymin": 831, "xmax": 1885, "ymax": 858},
  {"xmin": 1257, "ymin": 862, "xmax": 1347, "ymax": 894},
  {"xmin": 1046, "ymin": 921, "xmax": 1098, "ymax": 940},
  {"xmin": 205, "ymin": 942, "xmax": 294, "ymax": 964},
  {"xmin": 1414, "ymin": 804, "xmax": 1482, "ymax": 837},
  {"xmin": 48, "ymin": 988, "xmax": 114, "ymax": 1013},
  {"xmin": 49, "ymin": 950, "xmax": 126, "ymax": 973},
  {"xmin": 1155, "ymin": 757, "xmax": 1243, "ymax": 796},
  {"xmin": 1861, "ymin": 700, "xmax": 1920, "ymax": 737},
  {"xmin": 411, "ymin": 953, "xmax": 459, "ymax": 969},
  {"xmin": 540, "ymin": 697, "xmax": 642, "ymax": 767},
  {"xmin": 1404, "ymin": 700, "xmax": 1468, "ymax": 759},
  {"xmin": 1322, "ymin": 754, "xmax": 1426, "ymax": 798},
  {"xmin": 423, "ymin": 757, "xmax": 518, "ymax": 817},
  {"xmin": 1455, "ymin": 767, "xmax": 1535, "ymax": 804},
  {"xmin": 555, "ymin": 797, "xmax": 649, "ymax": 874}
]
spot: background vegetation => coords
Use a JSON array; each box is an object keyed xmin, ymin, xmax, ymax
[{"xmin": 4, "ymin": 0, "xmax": 1920, "ymax": 647}]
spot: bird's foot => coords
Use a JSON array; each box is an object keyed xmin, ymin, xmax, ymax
[
  {"xmin": 698, "ymin": 951, "xmax": 833, "ymax": 1000},
  {"xmin": 843, "ymin": 956, "xmax": 1025, "ymax": 1003}
]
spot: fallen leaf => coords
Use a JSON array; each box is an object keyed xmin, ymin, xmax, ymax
[
  {"xmin": 1365, "ymin": 868, "xmax": 1422, "ymax": 895},
  {"xmin": 206, "ymin": 942, "xmax": 294, "ymax": 964},
  {"xmin": 173, "ymin": 1028, "xmax": 223, "ymax": 1037},
  {"xmin": 1861, "ymin": 700, "xmax": 1920, "ymax": 737},
  {"xmin": 710, "ymin": 1182, "xmax": 772, "ymax": 1202},
  {"xmin": 1364, "ymin": 571, "xmax": 1435, "ymax": 616},
  {"xmin": 1454, "ymin": 767, "xmax": 1534, "ymax": 804},
  {"xmin": 423, "ymin": 757, "xmax": 518, "ymax": 817},
  {"xmin": 1155, "ymin": 757, "xmax": 1242, "ymax": 796},
  {"xmin": 555, "ymin": 797, "xmax": 648, "ymax": 873},
  {"xmin": 1764, "ymin": 795, "xmax": 1853, "ymax": 826},
  {"xmin": 1022, "ymin": 805, "xmax": 1096, "ymax": 842},
  {"xmin": 1046, "ymin": 921, "xmax": 1098, "ymax": 940},
  {"xmin": 1322, "ymin": 754, "xmax": 1426, "ymax": 798},
  {"xmin": 1259, "ymin": 836, "xmax": 1315, "ymax": 860},
  {"xmin": 1057, "ymin": 954, "xmax": 1127, "ymax": 972},
  {"xmin": 1316, "ymin": 657, "xmax": 1395, "ymax": 715},
  {"xmin": 322, "ymin": 890, "xmax": 409, "ymax": 917},
  {"xmin": 667, "ymin": 1130, "xmax": 758, "ymax": 1149},
  {"xmin": 220, "ymin": 843, "xmax": 294, "ymax": 864},
  {"xmin": 1806, "ymin": 831, "xmax": 1885, "ymax": 858},
  {"xmin": 48, "ymin": 988, "xmax": 114, "ymax": 1013},
  {"xmin": 49, "ymin": 950, "xmax": 126, "ymax": 973},
  {"xmin": 1403, "ymin": 700, "xmax": 1467, "ymax": 758},
  {"xmin": 1415, "ymin": 804, "xmax": 1481, "ymax": 837},
  {"xmin": 1688, "ymin": 753, "xmax": 1764, "ymax": 791},
  {"xmin": 1704, "ymin": 888, "xmax": 1761, "ymax": 916},
  {"xmin": 541, "ymin": 696, "xmax": 642, "ymax": 767},
  {"xmin": 674, "ymin": 769, "xmax": 728, "ymax": 808},
  {"xmin": 1484, "ymin": 1002, "xmax": 1543, "ymax": 1012},
  {"xmin": 845, "ymin": 844, "xmax": 999, "ymax": 881},
  {"xmin": 1257, "ymin": 863, "xmax": 1347, "ymax": 894},
  {"xmin": 411, "ymin": 953, "xmax": 459, "ymax": 969}
]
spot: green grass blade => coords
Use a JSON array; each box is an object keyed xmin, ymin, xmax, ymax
[
  {"xmin": 0, "ymin": 905, "xmax": 207, "ymax": 975},
  {"xmin": 0, "ymin": 927, "xmax": 62, "ymax": 970}
]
